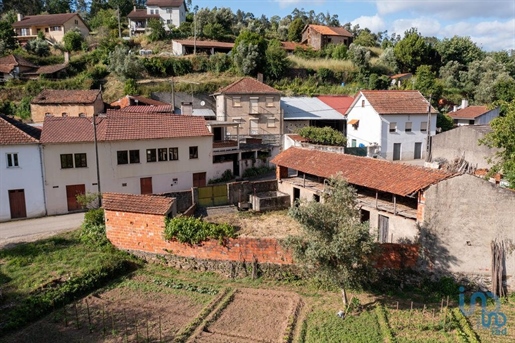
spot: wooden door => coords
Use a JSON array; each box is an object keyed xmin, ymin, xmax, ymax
[
  {"xmin": 66, "ymin": 184, "xmax": 85, "ymax": 212},
  {"xmin": 8, "ymin": 189, "xmax": 27, "ymax": 219},
  {"xmin": 378, "ymin": 215, "xmax": 389, "ymax": 243},
  {"xmin": 140, "ymin": 177, "xmax": 153, "ymax": 195},
  {"xmin": 393, "ymin": 143, "xmax": 401, "ymax": 161},
  {"xmin": 192, "ymin": 172, "xmax": 206, "ymax": 188}
]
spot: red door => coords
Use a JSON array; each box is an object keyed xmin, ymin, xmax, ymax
[
  {"xmin": 192, "ymin": 172, "xmax": 206, "ymax": 188},
  {"xmin": 8, "ymin": 189, "xmax": 27, "ymax": 219},
  {"xmin": 66, "ymin": 184, "xmax": 86, "ymax": 212},
  {"xmin": 140, "ymin": 177, "xmax": 153, "ymax": 194}
]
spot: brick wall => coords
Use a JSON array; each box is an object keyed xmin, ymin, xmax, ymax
[
  {"xmin": 375, "ymin": 243, "xmax": 419, "ymax": 269},
  {"xmin": 105, "ymin": 209, "xmax": 293, "ymax": 265}
]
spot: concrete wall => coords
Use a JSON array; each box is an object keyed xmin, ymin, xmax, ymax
[
  {"xmin": 361, "ymin": 204, "xmax": 418, "ymax": 243},
  {"xmin": 147, "ymin": 3, "xmax": 186, "ymax": 29},
  {"xmin": 423, "ymin": 174, "xmax": 515, "ymax": 290},
  {"xmin": 209, "ymin": 161, "xmax": 233, "ymax": 182},
  {"xmin": 431, "ymin": 126, "xmax": 498, "ymax": 169},
  {"xmin": 0, "ymin": 144, "xmax": 46, "ymax": 221},
  {"xmin": 31, "ymin": 98, "xmax": 104, "ymax": 123},
  {"xmin": 227, "ymin": 180, "xmax": 277, "ymax": 204},
  {"xmin": 160, "ymin": 190, "xmax": 193, "ymax": 213}
]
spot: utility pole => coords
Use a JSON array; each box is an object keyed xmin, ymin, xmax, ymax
[
  {"xmin": 193, "ymin": 9, "xmax": 197, "ymax": 55},
  {"xmin": 171, "ymin": 77, "xmax": 175, "ymax": 114},
  {"xmin": 117, "ymin": 6, "xmax": 122, "ymax": 39},
  {"xmin": 425, "ymin": 95, "xmax": 432, "ymax": 162},
  {"xmin": 93, "ymin": 114, "xmax": 102, "ymax": 206}
]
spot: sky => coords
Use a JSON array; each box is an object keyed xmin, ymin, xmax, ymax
[{"xmin": 193, "ymin": 0, "xmax": 515, "ymax": 52}]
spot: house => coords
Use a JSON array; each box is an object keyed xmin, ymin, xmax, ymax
[
  {"xmin": 390, "ymin": 73, "xmax": 413, "ymax": 87},
  {"xmin": 128, "ymin": 0, "xmax": 187, "ymax": 36},
  {"xmin": 12, "ymin": 13, "xmax": 89, "ymax": 44},
  {"xmin": 272, "ymin": 147, "xmax": 515, "ymax": 291},
  {"xmin": 40, "ymin": 111, "xmax": 215, "ymax": 215},
  {"xmin": 213, "ymin": 77, "xmax": 283, "ymax": 155},
  {"xmin": 30, "ymin": 89, "xmax": 104, "ymax": 123},
  {"xmin": 346, "ymin": 90, "xmax": 438, "ymax": 160},
  {"xmin": 0, "ymin": 54, "xmax": 67, "ymax": 81},
  {"xmin": 431, "ymin": 125, "xmax": 499, "ymax": 170},
  {"xmin": 301, "ymin": 24, "xmax": 353, "ymax": 50},
  {"xmin": 448, "ymin": 102, "xmax": 499, "ymax": 126},
  {"xmin": 0, "ymin": 114, "xmax": 46, "ymax": 221},
  {"xmin": 281, "ymin": 97, "xmax": 346, "ymax": 134},
  {"xmin": 172, "ymin": 39, "xmax": 234, "ymax": 56}
]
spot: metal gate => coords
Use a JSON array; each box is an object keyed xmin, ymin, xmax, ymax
[{"xmin": 198, "ymin": 185, "xmax": 228, "ymax": 207}]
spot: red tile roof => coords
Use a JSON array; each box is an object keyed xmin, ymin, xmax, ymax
[
  {"xmin": 120, "ymin": 105, "xmax": 173, "ymax": 113},
  {"xmin": 127, "ymin": 9, "xmax": 160, "ymax": 20},
  {"xmin": 448, "ymin": 106, "xmax": 489, "ymax": 119},
  {"xmin": 103, "ymin": 193, "xmax": 174, "ymax": 215},
  {"xmin": 40, "ymin": 111, "xmax": 212, "ymax": 143},
  {"xmin": 31, "ymin": 89, "xmax": 102, "ymax": 104},
  {"xmin": 216, "ymin": 77, "xmax": 280, "ymax": 95},
  {"xmin": 0, "ymin": 54, "xmax": 38, "ymax": 69},
  {"xmin": 287, "ymin": 134, "xmax": 309, "ymax": 142},
  {"xmin": 28, "ymin": 64, "xmax": 68, "ymax": 75},
  {"xmin": 360, "ymin": 90, "xmax": 438, "ymax": 115},
  {"xmin": 271, "ymin": 147, "xmax": 454, "ymax": 196},
  {"xmin": 173, "ymin": 39, "xmax": 234, "ymax": 49},
  {"xmin": 317, "ymin": 95, "xmax": 354, "ymax": 116},
  {"xmin": 0, "ymin": 114, "xmax": 41, "ymax": 145},
  {"xmin": 146, "ymin": 0, "xmax": 184, "ymax": 7},
  {"xmin": 281, "ymin": 41, "xmax": 306, "ymax": 51},
  {"xmin": 307, "ymin": 25, "xmax": 353, "ymax": 37},
  {"xmin": 13, "ymin": 13, "xmax": 81, "ymax": 28}
]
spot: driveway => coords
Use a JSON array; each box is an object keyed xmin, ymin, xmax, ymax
[{"xmin": 0, "ymin": 212, "xmax": 84, "ymax": 248}]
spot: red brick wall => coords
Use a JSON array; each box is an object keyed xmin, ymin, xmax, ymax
[
  {"xmin": 105, "ymin": 209, "xmax": 293, "ymax": 265},
  {"xmin": 375, "ymin": 243, "xmax": 419, "ymax": 269},
  {"xmin": 417, "ymin": 191, "xmax": 425, "ymax": 223}
]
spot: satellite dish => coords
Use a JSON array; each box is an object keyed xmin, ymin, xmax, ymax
[{"xmin": 200, "ymin": 101, "xmax": 205, "ymax": 107}]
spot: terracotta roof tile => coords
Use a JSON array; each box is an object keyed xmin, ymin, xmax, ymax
[
  {"xmin": 120, "ymin": 105, "xmax": 173, "ymax": 113},
  {"xmin": 448, "ymin": 106, "xmax": 489, "ymax": 119},
  {"xmin": 360, "ymin": 90, "xmax": 438, "ymax": 115},
  {"xmin": 317, "ymin": 95, "xmax": 354, "ymax": 116},
  {"xmin": 26, "ymin": 64, "xmax": 68, "ymax": 75},
  {"xmin": 173, "ymin": 39, "xmax": 234, "ymax": 49},
  {"xmin": 127, "ymin": 9, "xmax": 160, "ymax": 19},
  {"xmin": 0, "ymin": 54, "xmax": 38, "ymax": 69},
  {"xmin": 41, "ymin": 111, "xmax": 212, "ymax": 143},
  {"xmin": 31, "ymin": 89, "xmax": 101, "ymax": 104},
  {"xmin": 308, "ymin": 25, "xmax": 353, "ymax": 37},
  {"xmin": 13, "ymin": 13, "xmax": 80, "ymax": 28},
  {"xmin": 287, "ymin": 134, "xmax": 309, "ymax": 142},
  {"xmin": 0, "ymin": 114, "xmax": 41, "ymax": 145},
  {"xmin": 281, "ymin": 41, "xmax": 306, "ymax": 51},
  {"xmin": 271, "ymin": 147, "xmax": 453, "ymax": 196},
  {"xmin": 103, "ymin": 192, "xmax": 174, "ymax": 215},
  {"xmin": 146, "ymin": 0, "xmax": 184, "ymax": 7},
  {"xmin": 216, "ymin": 77, "xmax": 280, "ymax": 95}
]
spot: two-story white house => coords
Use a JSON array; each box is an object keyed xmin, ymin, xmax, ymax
[
  {"xmin": 0, "ymin": 114, "xmax": 46, "ymax": 221},
  {"xmin": 346, "ymin": 90, "xmax": 438, "ymax": 161},
  {"xmin": 128, "ymin": 0, "xmax": 187, "ymax": 36},
  {"xmin": 40, "ymin": 111, "xmax": 213, "ymax": 215}
]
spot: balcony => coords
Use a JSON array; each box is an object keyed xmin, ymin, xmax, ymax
[{"xmin": 213, "ymin": 139, "xmax": 238, "ymax": 152}]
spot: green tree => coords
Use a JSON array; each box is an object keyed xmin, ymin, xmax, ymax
[
  {"xmin": 394, "ymin": 28, "xmax": 431, "ymax": 73},
  {"xmin": 123, "ymin": 78, "xmax": 138, "ymax": 95},
  {"xmin": 264, "ymin": 39, "xmax": 290, "ymax": 81},
  {"xmin": 108, "ymin": 45, "xmax": 144, "ymax": 80},
  {"xmin": 480, "ymin": 102, "xmax": 515, "ymax": 188},
  {"xmin": 45, "ymin": 0, "xmax": 71, "ymax": 14},
  {"xmin": 15, "ymin": 97, "xmax": 32, "ymax": 119},
  {"xmin": 297, "ymin": 126, "xmax": 346, "ymax": 146},
  {"xmin": 348, "ymin": 43, "xmax": 370, "ymax": 76},
  {"xmin": 287, "ymin": 18, "xmax": 304, "ymax": 42},
  {"xmin": 232, "ymin": 30, "xmax": 266, "ymax": 75},
  {"xmin": 437, "ymin": 113, "xmax": 454, "ymax": 132},
  {"xmin": 0, "ymin": 20, "xmax": 17, "ymax": 53},
  {"xmin": 63, "ymin": 28, "xmax": 85, "ymax": 52},
  {"xmin": 25, "ymin": 36, "xmax": 50, "ymax": 56},
  {"xmin": 285, "ymin": 175, "xmax": 376, "ymax": 308},
  {"xmin": 89, "ymin": 9, "xmax": 119, "ymax": 31},
  {"xmin": 436, "ymin": 35, "xmax": 484, "ymax": 66},
  {"xmin": 148, "ymin": 18, "xmax": 166, "ymax": 42},
  {"xmin": 377, "ymin": 47, "xmax": 398, "ymax": 73},
  {"xmin": 331, "ymin": 44, "xmax": 348, "ymax": 60},
  {"xmin": 353, "ymin": 29, "xmax": 377, "ymax": 47}
]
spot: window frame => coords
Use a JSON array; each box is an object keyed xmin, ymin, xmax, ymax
[
  {"xmin": 420, "ymin": 121, "xmax": 428, "ymax": 132},
  {"xmin": 146, "ymin": 148, "xmax": 157, "ymax": 163},
  {"xmin": 232, "ymin": 97, "xmax": 241, "ymax": 108},
  {"xmin": 129, "ymin": 150, "xmax": 140, "ymax": 164},
  {"xmin": 266, "ymin": 97, "xmax": 275, "ymax": 108},
  {"xmin": 250, "ymin": 97, "xmax": 259, "ymax": 114},
  {"xmin": 389, "ymin": 122, "xmax": 397, "ymax": 133},
  {"xmin": 7, "ymin": 153, "xmax": 19, "ymax": 168},
  {"xmin": 267, "ymin": 116, "xmax": 276, "ymax": 128},
  {"xmin": 158, "ymin": 148, "xmax": 168, "ymax": 162},
  {"xmin": 405, "ymin": 121, "xmax": 412, "ymax": 132},
  {"xmin": 189, "ymin": 146, "xmax": 198, "ymax": 159},
  {"xmin": 60, "ymin": 153, "xmax": 74, "ymax": 169},
  {"xmin": 169, "ymin": 147, "xmax": 179, "ymax": 161},
  {"xmin": 74, "ymin": 153, "xmax": 87, "ymax": 168}
]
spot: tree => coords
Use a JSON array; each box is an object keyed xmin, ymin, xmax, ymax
[
  {"xmin": 0, "ymin": 20, "xmax": 17, "ymax": 53},
  {"xmin": 148, "ymin": 18, "xmax": 166, "ymax": 42},
  {"xmin": 45, "ymin": 0, "xmax": 71, "ymax": 14},
  {"xmin": 437, "ymin": 113, "xmax": 454, "ymax": 132},
  {"xmin": 63, "ymin": 28, "xmax": 85, "ymax": 52},
  {"xmin": 353, "ymin": 29, "xmax": 377, "ymax": 47},
  {"xmin": 394, "ymin": 28, "xmax": 431, "ymax": 73},
  {"xmin": 264, "ymin": 39, "xmax": 290, "ymax": 81},
  {"xmin": 287, "ymin": 17, "xmax": 304, "ymax": 42},
  {"xmin": 480, "ymin": 102, "xmax": 515, "ymax": 188},
  {"xmin": 377, "ymin": 47, "xmax": 398, "ymax": 73},
  {"xmin": 436, "ymin": 35, "xmax": 484, "ymax": 66},
  {"xmin": 232, "ymin": 30, "xmax": 266, "ymax": 75},
  {"xmin": 414, "ymin": 65, "xmax": 442, "ymax": 100},
  {"xmin": 108, "ymin": 45, "xmax": 144, "ymax": 80},
  {"xmin": 285, "ymin": 175, "xmax": 376, "ymax": 308},
  {"xmin": 25, "ymin": 35, "xmax": 50, "ymax": 56},
  {"xmin": 348, "ymin": 43, "xmax": 370, "ymax": 76}
]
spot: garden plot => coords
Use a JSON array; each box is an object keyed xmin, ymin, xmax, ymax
[
  {"xmin": 192, "ymin": 288, "xmax": 302, "ymax": 342},
  {"xmin": 3, "ymin": 278, "xmax": 218, "ymax": 343}
]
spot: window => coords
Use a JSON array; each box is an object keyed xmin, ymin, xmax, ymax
[
  {"xmin": 361, "ymin": 99, "xmax": 365, "ymax": 107},
  {"xmin": 20, "ymin": 28, "xmax": 29, "ymax": 36},
  {"xmin": 166, "ymin": 8, "xmax": 172, "ymax": 13},
  {"xmin": 405, "ymin": 122, "xmax": 412, "ymax": 132},
  {"xmin": 74, "ymin": 19, "xmax": 78, "ymax": 25},
  {"xmin": 79, "ymin": 113, "xmax": 86, "ymax": 117},
  {"xmin": 233, "ymin": 118, "xmax": 244, "ymax": 128},
  {"xmin": 420, "ymin": 121, "xmax": 428, "ymax": 132},
  {"xmin": 389, "ymin": 122, "xmax": 397, "ymax": 133},
  {"xmin": 129, "ymin": 150, "xmax": 140, "ymax": 163},
  {"xmin": 146, "ymin": 149, "xmax": 157, "ymax": 162},
  {"xmin": 7, "ymin": 153, "xmax": 18, "ymax": 167},
  {"xmin": 158, "ymin": 148, "xmax": 168, "ymax": 161},
  {"xmin": 60, "ymin": 154, "xmax": 74, "ymax": 169},
  {"xmin": 74, "ymin": 153, "xmax": 87, "ymax": 168},
  {"xmin": 189, "ymin": 146, "xmax": 198, "ymax": 159},
  {"xmin": 232, "ymin": 97, "xmax": 241, "ymax": 107},
  {"xmin": 62, "ymin": 112, "xmax": 68, "ymax": 117},
  {"xmin": 50, "ymin": 26, "xmax": 61, "ymax": 31},
  {"xmin": 267, "ymin": 117, "xmax": 276, "ymax": 128},
  {"xmin": 169, "ymin": 147, "xmax": 179, "ymax": 160},
  {"xmin": 117, "ymin": 151, "xmax": 128, "ymax": 165},
  {"xmin": 351, "ymin": 139, "xmax": 357, "ymax": 147},
  {"xmin": 45, "ymin": 112, "xmax": 52, "ymax": 117},
  {"xmin": 250, "ymin": 98, "xmax": 259, "ymax": 114},
  {"xmin": 266, "ymin": 97, "xmax": 275, "ymax": 107}
]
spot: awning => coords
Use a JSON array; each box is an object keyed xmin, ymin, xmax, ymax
[{"xmin": 348, "ymin": 119, "xmax": 359, "ymax": 125}]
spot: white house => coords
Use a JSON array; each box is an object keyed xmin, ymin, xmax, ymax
[
  {"xmin": 40, "ymin": 111, "xmax": 214, "ymax": 215},
  {"xmin": 346, "ymin": 90, "xmax": 437, "ymax": 161},
  {"xmin": 448, "ymin": 102, "xmax": 500, "ymax": 126},
  {"xmin": 128, "ymin": 0, "xmax": 187, "ymax": 36},
  {"xmin": 0, "ymin": 114, "xmax": 46, "ymax": 221}
]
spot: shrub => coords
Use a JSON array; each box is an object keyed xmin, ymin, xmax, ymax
[
  {"xmin": 63, "ymin": 28, "xmax": 85, "ymax": 52},
  {"xmin": 80, "ymin": 208, "xmax": 108, "ymax": 247},
  {"xmin": 242, "ymin": 166, "xmax": 274, "ymax": 178},
  {"xmin": 208, "ymin": 53, "xmax": 232, "ymax": 73},
  {"xmin": 297, "ymin": 126, "xmax": 347, "ymax": 146},
  {"xmin": 164, "ymin": 216, "xmax": 236, "ymax": 245},
  {"xmin": 208, "ymin": 169, "xmax": 233, "ymax": 184},
  {"xmin": 84, "ymin": 208, "xmax": 105, "ymax": 227}
]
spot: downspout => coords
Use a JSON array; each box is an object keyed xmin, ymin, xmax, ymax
[{"xmin": 39, "ymin": 144, "xmax": 48, "ymax": 216}]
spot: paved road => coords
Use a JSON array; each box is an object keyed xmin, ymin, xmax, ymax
[{"xmin": 0, "ymin": 212, "xmax": 84, "ymax": 248}]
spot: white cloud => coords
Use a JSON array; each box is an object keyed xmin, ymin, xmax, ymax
[
  {"xmin": 351, "ymin": 15, "xmax": 386, "ymax": 33},
  {"xmin": 390, "ymin": 17, "xmax": 441, "ymax": 37},
  {"xmin": 443, "ymin": 19, "xmax": 515, "ymax": 51},
  {"xmin": 375, "ymin": 0, "xmax": 515, "ymax": 20}
]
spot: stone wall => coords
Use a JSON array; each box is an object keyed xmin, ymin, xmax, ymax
[
  {"xmin": 161, "ymin": 189, "xmax": 193, "ymax": 213},
  {"xmin": 423, "ymin": 174, "xmax": 515, "ymax": 290},
  {"xmin": 227, "ymin": 180, "xmax": 278, "ymax": 205}
]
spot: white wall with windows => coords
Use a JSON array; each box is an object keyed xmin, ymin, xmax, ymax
[
  {"xmin": 0, "ymin": 144, "xmax": 46, "ymax": 221},
  {"xmin": 147, "ymin": 4, "xmax": 186, "ymax": 29}
]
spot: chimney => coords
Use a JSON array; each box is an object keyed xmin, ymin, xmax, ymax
[
  {"xmin": 181, "ymin": 102, "xmax": 193, "ymax": 115},
  {"xmin": 64, "ymin": 51, "xmax": 70, "ymax": 63},
  {"xmin": 257, "ymin": 73, "xmax": 263, "ymax": 83},
  {"xmin": 461, "ymin": 99, "xmax": 469, "ymax": 109},
  {"xmin": 17, "ymin": 13, "xmax": 24, "ymax": 22},
  {"xmin": 453, "ymin": 105, "xmax": 457, "ymax": 112}
]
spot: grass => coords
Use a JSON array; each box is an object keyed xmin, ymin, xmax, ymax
[{"xmin": 288, "ymin": 55, "xmax": 356, "ymax": 72}]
